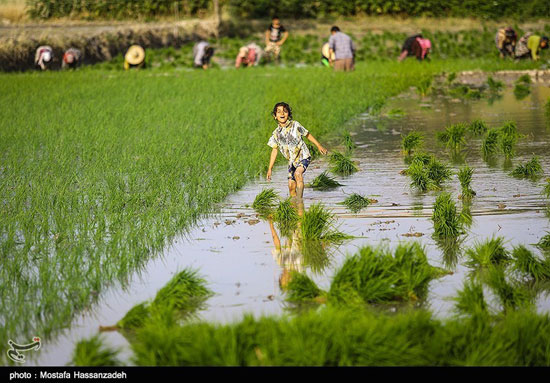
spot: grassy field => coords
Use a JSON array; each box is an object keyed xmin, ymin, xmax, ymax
[{"xmin": 0, "ymin": 57, "xmax": 543, "ymax": 362}]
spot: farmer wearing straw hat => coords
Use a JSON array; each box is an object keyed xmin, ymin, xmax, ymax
[
  {"xmin": 235, "ymin": 43, "xmax": 263, "ymax": 68},
  {"xmin": 124, "ymin": 45, "xmax": 145, "ymax": 70},
  {"xmin": 62, "ymin": 48, "xmax": 82, "ymax": 69},
  {"xmin": 35, "ymin": 45, "xmax": 53, "ymax": 71}
]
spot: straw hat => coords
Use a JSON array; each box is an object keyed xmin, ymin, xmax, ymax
[
  {"xmin": 125, "ymin": 45, "xmax": 145, "ymax": 65},
  {"xmin": 321, "ymin": 43, "xmax": 335, "ymax": 60}
]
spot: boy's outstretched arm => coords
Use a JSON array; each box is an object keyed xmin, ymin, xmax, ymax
[
  {"xmin": 305, "ymin": 133, "xmax": 328, "ymax": 155},
  {"xmin": 267, "ymin": 147, "xmax": 278, "ymax": 180}
]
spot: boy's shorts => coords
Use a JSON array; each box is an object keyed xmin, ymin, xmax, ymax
[{"xmin": 288, "ymin": 158, "xmax": 311, "ymax": 181}]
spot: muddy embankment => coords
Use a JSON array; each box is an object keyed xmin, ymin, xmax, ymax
[{"xmin": 0, "ymin": 19, "xmax": 227, "ymax": 71}]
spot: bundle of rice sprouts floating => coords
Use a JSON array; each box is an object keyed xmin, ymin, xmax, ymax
[
  {"xmin": 301, "ymin": 203, "xmax": 351, "ymax": 243},
  {"xmin": 252, "ymin": 188, "xmax": 279, "ymax": 215},
  {"xmin": 405, "ymin": 153, "xmax": 451, "ymax": 192},
  {"xmin": 308, "ymin": 171, "xmax": 343, "ymax": 190},
  {"xmin": 458, "ymin": 165, "xmax": 476, "ymax": 200},
  {"xmin": 274, "ymin": 197, "xmax": 299, "ymax": 235},
  {"xmin": 481, "ymin": 128, "xmax": 501, "ymax": 158},
  {"xmin": 340, "ymin": 193, "xmax": 375, "ymax": 213},
  {"xmin": 401, "ymin": 131, "xmax": 424, "ymax": 156},
  {"xmin": 486, "ymin": 76, "xmax": 504, "ymax": 93},
  {"xmin": 468, "ymin": 119, "xmax": 488, "ymax": 136},
  {"xmin": 431, "ymin": 192, "xmax": 464, "ymax": 238},
  {"xmin": 465, "ymin": 236, "xmax": 510, "ymax": 270},
  {"xmin": 342, "ymin": 131, "xmax": 356, "ymax": 152},
  {"xmin": 329, "ymin": 151, "xmax": 358, "ymax": 176},
  {"xmin": 437, "ymin": 123, "xmax": 467, "ymax": 150},
  {"xmin": 511, "ymin": 156, "xmax": 543, "ymax": 179}
]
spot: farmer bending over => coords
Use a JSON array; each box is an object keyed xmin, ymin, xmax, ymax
[
  {"xmin": 515, "ymin": 33, "xmax": 549, "ymax": 61},
  {"xmin": 235, "ymin": 43, "xmax": 263, "ymax": 68},
  {"xmin": 35, "ymin": 45, "xmax": 53, "ymax": 70},
  {"xmin": 495, "ymin": 27, "xmax": 517, "ymax": 58},
  {"xmin": 266, "ymin": 102, "xmax": 328, "ymax": 199},
  {"xmin": 193, "ymin": 40, "xmax": 215, "ymax": 70},
  {"xmin": 62, "ymin": 48, "xmax": 82, "ymax": 69}
]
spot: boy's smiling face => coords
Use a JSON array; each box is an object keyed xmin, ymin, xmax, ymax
[{"xmin": 275, "ymin": 106, "xmax": 289, "ymax": 125}]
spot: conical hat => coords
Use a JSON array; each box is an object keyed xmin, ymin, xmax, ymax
[
  {"xmin": 321, "ymin": 43, "xmax": 335, "ymax": 60},
  {"xmin": 125, "ymin": 45, "xmax": 145, "ymax": 65}
]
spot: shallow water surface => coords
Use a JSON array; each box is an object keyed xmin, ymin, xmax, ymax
[{"xmin": 31, "ymin": 84, "xmax": 550, "ymax": 365}]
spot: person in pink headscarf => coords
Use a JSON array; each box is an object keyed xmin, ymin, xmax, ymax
[
  {"xmin": 416, "ymin": 38, "xmax": 431, "ymax": 61},
  {"xmin": 398, "ymin": 36, "xmax": 431, "ymax": 62}
]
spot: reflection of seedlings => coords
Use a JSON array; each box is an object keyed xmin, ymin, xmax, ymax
[
  {"xmin": 516, "ymin": 74, "xmax": 531, "ymax": 85},
  {"xmin": 341, "ymin": 193, "xmax": 371, "ymax": 213},
  {"xmin": 468, "ymin": 119, "xmax": 488, "ymax": 136},
  {"xmin": 329, "ymin": 152, "xmax": 358, "ymax": 176},
  {"xmin": 513, "ymin": 84, "xmax": 530, "ymax": 100},
  {"xmin": 454, "ymin": 279, "xmax": 489, "ymax": 321},
  {"xmin": 486, "ymin": 266, "xmax": 534, "ymax": 311},
  {"xmin": 511, "ymin": 245, "xmax": 550, "ymax": 282},
  {"xmin": 285, "ymin": 271, "xmax": 324, "ymax": 303},
  {"xmin": 402, "ymin": 131, "xmax": 424, "ymax": 156},
  {"xmin": 435, "ymin": 236, "xmax": 464, "ymax": 270},
  {"xmin": 386, "ymin": 108, "xmax": 405, "ymax": 118},
  {"xmin": 432, "ymin": 192, "xmax": 464, "ymax": 238},
  {"xmin": 458, "ymin": 166, "xmax": 476, "ymax": 200},
  {"xmin": 449, "ymin": 85, "xmax": 482, "ymax": 100},
  {"xmin": 71, "ymin": 335, "xmax": 120, "ymax": 367},
  {"xmin": 536, "ymin": 233, "xmax": 550, "ymax": 251},
  {"xmin": 252, "ymin": 188, "xmax": 279, "ymax": 215},
  {"xmin": 486, "ymin": 76, "xmax": 504, "ymax": 93},
  {"xmin": 482, "ymin": 128, "xmax": 500, "ymax": 158},
  {"xmin": 460, "ymin": 203, "xmax": 473, "ymax": 228},
  {"xmin": 437, "ymin": 123, "xmax": 467, "ymax": 150},
  {"xmin": 309, "ymin": 171, "xmax": 343, "ymax": 190},
  {"xmin": 465, "ymin": 237, "xmax": 510, "ymax": 270},
  {"xmin": 274, "ymin": 198, "xmax": 299, "ymax": 236},
  {"xmin": 301, "ymin": 203, "xmax": 350, "ymax": 242},
  {"xmin": 342, "ymin": 131, "xmax": 356, "ymax": 152},
  {"xmin": 511, "ymin": 156, "xmax": 543, "ymax": 179}
]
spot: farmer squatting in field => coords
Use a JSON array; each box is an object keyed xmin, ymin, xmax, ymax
[{"xmin": 266, "ymin": 102, "xmax": 328, "ymax": 199}]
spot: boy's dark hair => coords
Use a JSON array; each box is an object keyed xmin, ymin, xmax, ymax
[
  {"xmin": 272, "ymin": 102, "xmax": 292, "ymax": 120},
  {"xmin": 272, "ymin": 15, "xmax": 279, "ymax": 20},
  {"xmin": 331, "ymin": 26, "xmax": 340, "ymax": 33}
]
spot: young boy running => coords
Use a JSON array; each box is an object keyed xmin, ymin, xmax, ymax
[{"xmin": 266, "ymin": 102, "xmax": 328, "ymax": 199}]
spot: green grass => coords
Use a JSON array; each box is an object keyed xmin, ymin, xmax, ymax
[
  {"xmin": 0, "ymin": 57, "xmax": 544, "ymax": 359},
  {"xmin": 402, "ymin": 131, "xmax": 424, "ymax": 156},
  {"xmin": 252, "ymin": 188, "xmax": 279, "ymax": 215},
  {"xmin": 329, "ymin": 151, "xmax": 358, "ymax": 176},
  {"xmin": 70, "ymin": 335, "xmax": 121, "ymax": 366},
  {"xmin": 341, "ymin": 193, "xmax": 371, "ymax": 213},
  {"xmin": 511, "ymin": 156, "xmax": 543, "ymax": 179},
  {"xmin": 432, "ymin": 192, "xmax": 464, "ymax": 238},
  {"xmin": 308, "ymin": 171, "xmax": 343, "ymax": 190}
]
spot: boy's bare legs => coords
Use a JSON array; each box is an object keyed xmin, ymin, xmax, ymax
[
  {"xmin": 294, "ymin": 166, "xmax": 305, "ymax": 199},
  {"xmin": 288, "ymin": 179, "xmax": 297, "ymax": 197}
]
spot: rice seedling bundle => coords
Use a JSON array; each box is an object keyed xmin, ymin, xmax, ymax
[
  {"xmin": 252, "ymin": 188, "xmax": 279, "ymax": 214},
  {"xmin": 486, "ymin": 76, "xmax": 504, "ymax": 93},
  {"xmin": 499, "ymin": 121, "xmax": 519, "ymax": 138},
  {"xmin": 343, "ymin": 131, "xmax": 356, "ymax": 152},
  {"xmin": 453, "ymin": 280, "xmax": 489, "ymax": 320},
  {"xmin": 426, "ymin": 157, "xmax": 452, "ymax": 186},
  {"xmin": 437, "ymin": 123, "xmax": 467, "ymax": 150},
  {"xmin": 153, "ymin": 269, "xmax": 212, "ymax": 315},
  {"xmin": 432, "ymin": 192, "xmax": 463, "ymax": 238},
  {"xmin": 544, "ymin": 179, "xmax": 550, "ymax": 199},
  {"xmin": 511, "ymin": 245, "xmax": 550, "ymax": 282},
  {"xmin": 342, "ymin": 193, "xmax": 371, "ymax": 213},
  {"xmin": 536, "ymin": 233, "xmax": 550, "ymax": 250},
  {"xmin": 485, "ymin": 266, "xmax": 534, "ymax": 311},
  {"xmin": 511, "ymin": 156, "xmax": 543, "ymax": 178},
  {"xmin": 401, "ymin": 131, "xmax": 423, "ymax": 156},
  {"xmin": 465, "ymin": 237, "xmax": 510, "ymax": 269},
  {"xmin": 458, "ymin": 165, "xmax": 476, "ymax": 200},
  {"xmin": 482, "ymin": 128, "xmax": 501, "ymax": 157},
  {"xmin": 285, "ymin": 271, "xmax": 323, "ymax": 302},
  {"xmin": 468, "ymin": 119, "xmax": 488, "ymax": 136},
  {"xmin": 300, "ymin": 203, "xmax": 349, "ymax": 242},
  {"xmin": 513, "ymin": 83, "xmax": 530, "ymax": 99},
  {"xmin": 516, "ymin": 74, "xmax": 532, "ymax": 85},
  {"xmin": 407, "ymin": 161, "xmax": 434, "ymax": 192},
  {"xmin": 274, "ymin": 198, "xmax": 299, "ymax": 233},
  {"xmin": 329, "ymin": 151, "xmax": 358, "ymax": 176},
  {"xmin": 71, "ymin": 335, "xmax": 121, "ymax": 367},
  {"xmin": 309, "ymin": 171, "xmax": 343, "ymax": 190}
]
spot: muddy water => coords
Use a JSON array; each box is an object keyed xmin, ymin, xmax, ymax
[{"xmin": 31, "ymin": 84, "xmax": 550, "ymax": 365}]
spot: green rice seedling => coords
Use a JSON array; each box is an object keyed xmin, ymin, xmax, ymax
[
  {"xmin": 465, "ymin": 237, "xmax": 510, "ymax": 269},
  {"xmin": 401, "ymin": 131, "xmax": 424, "ymax": 156},
  {"xmin": 70, "ymin": 335, "xmax": 120, "ymax": 366},
  {"xmin": 426, "ymin": 157, "xmax": 452, "ymax": 186},
  {"xmin": 416, "ymin": 75, "xmax": 432, "ymax": 97},
  {"xmin": 117, "ymin": 302, "xmax": 151, "ymax": 331},
  {"xmin": 511, "ymin": 245, "xmax": 550, "ymax": 282},
  {"xmin": 300, "ymin": 203, "xmax": 349, "ymax": 242},
  {"xmin": 252, "ymin": 188, "xmax": 279, "ymax": 215},
  {"xmin": 407, "ymin": 161, "xmax": 435, "ymax": 192},
  {"xmin": 511, "ymin": 156, "xmax": 543, "ymax": 179},
  {"xmin": 454, "ymin": 279, "xmax": 489, "ymax": 320},
  {"xmin": 516, "ymin": 74, "xmax": 532, "ymax": 85},
  {"xmin": 482, "ymin": 128, "xmax": 501, "ymax": 158},
  {"xmin": 542, "ymin": 179, "xmax": 550, "ymax": 199},
  {"xmin": 409, "ymin": 152, "xmax": 433, "ymax": 166},
  {"xmin": 486, "ymin": 266, "xmax": 534, "ymax": 311},
  {"xmin": 431, "ymin": 192, "xmax": 463, "ymax": 238},
  {"xmin": 446, "ymin": 72, "xmax": 457, "ymax": 84},
  {"xmin": 329, "ymin": 152, "xmax": 358, "ymax": 176},
  {"xmin": 341, "ymin": 193, "xmax": 371, "ymax": 213},
  {"xmin": 513, "ymin": 83, "xmax": 530, "ymax": 100},
  {"xmin": 274, "ymin": 198, "xmax": 299, "ymax": 234},
  {"xmin": 342, "ymin": 131, "xmax": 356, "ymax": 152},
  {"xmin": 458, "ymin": 166, "xmax": 476, "ymax": 200},
  {"xmin": 499, "ymin": 133, "xmax": 516, "ymax": 158},
  {"xmin": 486, "ymin": 76, "xmax": 504, "ymax": 93},
  {"xmin": 536, "ymin": 233, "xmax": 550, "ymax": 251},
  {"xmin": 285, "ymin": 271, "xmax": 324, "ymax": 302},
  {"xmin": 468, "ymin": 119, "xmax": 488, "ymax": 136},
  {"xmin": 499, "ymin": 121, "xmax": 519, "ymax": 138},
  {"xmin": 437, "ymin": 123, "xmax": 467, "ymax": 150},
  {"xmin": 309, "ymin": 171, "xmax": 343, "ymax": 191}
]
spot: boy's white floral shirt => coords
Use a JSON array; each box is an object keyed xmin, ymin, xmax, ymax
[{"xmin": 267, "ymin": 120, "xmax": 311, "ymax": 167}]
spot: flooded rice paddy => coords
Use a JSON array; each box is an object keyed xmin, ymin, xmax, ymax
[{"xmin": 31, "ymin": 83, "xmax": 550, "ymax": 365}]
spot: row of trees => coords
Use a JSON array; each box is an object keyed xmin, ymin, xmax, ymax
[{"xmin": 26, "ymin": 0, "xmax": 550, "ymax": 19}]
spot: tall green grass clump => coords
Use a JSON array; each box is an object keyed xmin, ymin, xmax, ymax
[
  {"xmin": 482, "ymin": 128, "xmax": 501, "ymax": 158},
  {"xmin": 432, "ymin": 192, "xmax": 464, "ymax": 238},
  {"xmin": 465, "ymin": 237, "xmax": 510, "ymax": 270},
  {"xmin": 253, "ymin": 188, "xmax": 279, "ymax": 215},
  {"xmin": 301, "ymin": 203, "xmax": 349, "ymax": 242},
  {"xmin": 511, "ymin": 156, "xmax": 543, "ymax": 179},
  {"xmin": 70, "ymin": 335, "xmax": 120, "ymax": 366},
  {"xmin": 309, "ymin": 171, "xmax": 343, "ymax": 190},
  {"xmin": 402, "ymin": 131, "xmax": 423, "ymax": 156},
  {"xmin": 458, "ymin": 166, "xmax": 476, "ymax": 200},
  {"xmin": 329, "ymin": 152, "xmax": 358, "ymax": 176},
  {"xmin": 511, "ymin": 245, "xmax": 550, "ymax": 282},
  {"xmin": 437, "ymin": 123, "xmax": 467, "ymax": 150},
  {"xmin": 341, "ymin": 193, "xmax": 371, "ymax": 213},
  {"xmin": 486, "ymin": 76, "xmax": 504, "ymax": 93},
  {"xmin": 468, "ymin": 119, "xmax": 488, "ymax": 136}
]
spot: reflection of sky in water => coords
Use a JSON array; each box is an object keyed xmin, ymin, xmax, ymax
[{"xmin": 31, "ymin": 85, "xmax": 550, "ymax": 365}]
